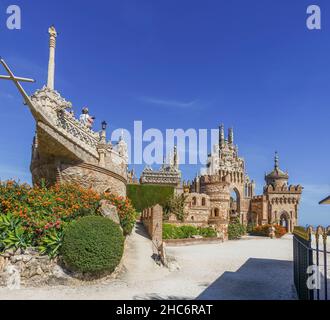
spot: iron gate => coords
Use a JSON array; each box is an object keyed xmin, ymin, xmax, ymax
[{"xmin": 293, "ymin": 226, "xmax": 329, "ymax": 300}]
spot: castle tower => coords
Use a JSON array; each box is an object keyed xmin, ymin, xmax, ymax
[
  {"xmin": 265, "ymin": 152, "xmax": 289, "ymax": 188},
  {"xmin": 199, "ymin": 175, "xmax": 231, "ymax": 240},
  {"xmin": 250, "ymin": 152, "xmax": 303, "ymax": 233}
]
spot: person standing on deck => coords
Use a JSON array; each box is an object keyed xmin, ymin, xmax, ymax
[{"xmin": 79, "ymin": 107, "xmax": 95, "ymax": 129}]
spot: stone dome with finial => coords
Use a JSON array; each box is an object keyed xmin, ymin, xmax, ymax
[{"xmin": 265, "ymin": 152, "xmax": 289, "ymax": 188}]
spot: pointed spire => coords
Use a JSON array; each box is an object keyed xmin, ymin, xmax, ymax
[
  {"xmin": 219, "ymin": 124, "xmax": 225, "ymax": 147},
  {"xmin": 274, "ymin": 151, "xmax": 279, "ymax": 170},
  {"xmin": 228, "ymin": 127, "xmax": 234, "ymax": 144},
  {"xmin": 47, "ymin": 25, "xmax": 57, "ymax": 90}
]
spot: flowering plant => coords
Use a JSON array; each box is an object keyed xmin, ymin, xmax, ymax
[{"xmin": 0, "ymin": 181, "xmax": 136, "ymax": 257}]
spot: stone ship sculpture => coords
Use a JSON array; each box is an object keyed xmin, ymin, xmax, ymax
[{"xmin": 0, "ymin": 26, "xmax": 128, "ymax": 196}]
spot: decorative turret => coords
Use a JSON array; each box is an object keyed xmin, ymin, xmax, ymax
[
  {"xmin": 173, "ymin": 145, "xmax": 179, "ymax": 170},
  {"xmin": 219, "ymin": 124, "xmax": 225, "ymax": 148},
  {"xmin": 228, "ymin": 127, "xmax": 234, "ymax": 145},
  {"xmin": 265, "ymin": 152, "xmax": 289, "ymax": 188}
]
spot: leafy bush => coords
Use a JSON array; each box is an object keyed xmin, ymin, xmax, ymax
[
  {"xmin": 228, "ymin": 218, "xmax": 246, "ymax": 240},
  {"xmin": 163, "ymin": 224, "xmax": 217, "ymax": 240},
  {"xmin": 127, "ymin": 184, "xmax": 174, "ymax": 212},
  {"xmin": 0, "ymin": 180, "xmax": 136, "ymax": 256},
  {"xmin": 0, "ymin": 213, "xmax": 31, "ymax": 252},
  {"xmin": 163, "ymin": 194, "xmax": 188, "ymax": 222},
  {"xmin": 199, "ymin": 227, "xmax": 218, "ymax": 238},
  {"xmin": 61, "ymin": 216, "xmax": 124, "ymax": 276},
  {"xmin": 246, "ymin": 223, "xmax": 256, "ymax": 234},
  {"xmin": 250, "ymin": 224, "xmax": 287, "ymax": 238}
]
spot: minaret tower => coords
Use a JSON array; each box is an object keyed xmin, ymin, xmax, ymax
[{"xmin": 47, "ymin": 25, "xmax": 57, "ymax": 90}]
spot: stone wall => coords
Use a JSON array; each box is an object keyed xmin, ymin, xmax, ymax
[
  {"xmin": 250, "ymin": 196, "xmax": 268, "ymax": 225},
  {"xmin": 141, "ymin": 204, "xmax": 163, "ymax": 250},
  {"xmin": 60, "ymin": 163, "xmax": 127, "ymax": 197},
  {"xmin": 0, "ymin": 248, "xmax": 74, "ymax": 288}
]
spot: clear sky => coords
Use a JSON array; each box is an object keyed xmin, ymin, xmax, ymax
[{"xmin": 0, "ymin": 0, "xmax": 329, "ymax": 226}]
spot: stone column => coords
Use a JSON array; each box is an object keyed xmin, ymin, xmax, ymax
[
  {"xmin": 151, "ymin": 204, "xmax": 163, "ymax": 250},
  {"xmin": 97, "ymin": 147, "xmax": 107, "ymax": 167},
  {"xmin": 47, "ymin": 26, "xmax": 57, "ymax": 90}
]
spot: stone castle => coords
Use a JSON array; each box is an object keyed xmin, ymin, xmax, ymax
[{"xmin": 168, "ymin": 125, "xmax": 302, "ymax": 239}]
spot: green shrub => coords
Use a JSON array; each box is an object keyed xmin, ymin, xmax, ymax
[
  {"xmin": 127, "ymin": 184, "xmax": 174, "ymax": 212},
  {"xmin": 61, "ymin": 216, "xmax": 124, "ymax": 276},
  {"xmin": 228, "ymin": 218, "xmax": 246, "ymax": 240},
  {"xmin": 163, "ymin": 224, "xmax": 217, "ymax": 240},
  {"xmin": 199, "ymin": 227, "xmax": 217, "ymax": 238},
  {"xmin": 0, "ymin": 213, "xmax": 31, "ymax": 253}
]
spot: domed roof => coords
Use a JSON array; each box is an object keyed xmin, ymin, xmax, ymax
[
  {"xmin": 266, "ymin": 167, "xmax": 289, "ymax": 179},
  {"xmin": 265, "ymin": 152, "xmax": 289, "ymax": 181}
]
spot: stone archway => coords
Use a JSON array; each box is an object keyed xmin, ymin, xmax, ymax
[
  {"xmin": 279, "ymin": 211, "xmax": 290, "ymax": 233},
  {"xmin": 230, "ymin": 187, "xmax": 241, "ymax": 219}
]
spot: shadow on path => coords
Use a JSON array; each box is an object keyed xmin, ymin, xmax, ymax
[
  {"xmin": 134, "ymin": 222, "xmax": 151, "ymax": 240},
  {"xmin": 197, "ymin": 258, "xmax": 297, "ymax": 300}
]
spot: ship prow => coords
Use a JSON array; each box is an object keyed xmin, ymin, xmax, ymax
[{"xmin": 0, "ymin": 27, "xmax": 128, "ymax": 196}]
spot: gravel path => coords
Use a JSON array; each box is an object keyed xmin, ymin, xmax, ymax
[{"xmin": 0, "ymin": 224, "xmax": 297, "ymax": 300}]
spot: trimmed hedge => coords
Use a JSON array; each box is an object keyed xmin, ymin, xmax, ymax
[
  {"xmin": 127, "ymin": 184, "xmax": 174, "ymax": 212},
  {"xmin": 61, "ymin": 216, "xmax": 124, "ymax": 276},
  {"xmin": 163, "ymin": 224, "xmax": 217, "ymax": 240}
]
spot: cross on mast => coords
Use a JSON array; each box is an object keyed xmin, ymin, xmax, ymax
[{"xmin": 0, "ymin": 58, "xmax": 35, "ymax": 104}]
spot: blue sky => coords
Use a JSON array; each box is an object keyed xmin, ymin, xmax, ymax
[{"xmin": 0, "ymin": 0, "xmax": 329, "ymax": 226}]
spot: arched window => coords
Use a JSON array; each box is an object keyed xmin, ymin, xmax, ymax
[
  {"xmin": 192, "ymin": 197, "xmax": 197, "ymax": 206},
  {"xmin": 191, "ymin": 216, "xmax": 195, "ymax": 221},
  {"xmin": 202, "ymin": 198, "xmax": 206, "ymax": 206},
  {"xmin": 214, "ymin": 208, "xmax": 219, "ymax": 217}
]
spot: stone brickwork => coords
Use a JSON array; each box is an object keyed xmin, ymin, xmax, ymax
[
  {"xmin": 168, "ymin": 193, "xmax": 210, "ymax": 227},
  {"xmin": 199, "ymin": 175, "xmax": 231, "ymax": 240},
  {"xmin": 141, "ymin": 204, "xmax": 163, "ymax": 250},
  {"xmin": 60, "ymin": 163, "xmax": 126, "ymax": 196},
  {"xmin": 0, "ymin": 249, "xmax": 74, "ymax": 288}
]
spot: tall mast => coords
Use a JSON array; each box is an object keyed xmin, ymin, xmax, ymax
[{"xmin": 47, "ymin": 25, "xmax": 57, "ymax": 90}]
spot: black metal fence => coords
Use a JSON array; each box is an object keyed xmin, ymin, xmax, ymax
[{"xmin": 293, "ymin": 226, "xmax": 330, "ymax": 300}]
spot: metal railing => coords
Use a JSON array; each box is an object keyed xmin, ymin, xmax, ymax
[{"xmin": 293, "ymin": 226, "xmax": 330, "ymax": 300}]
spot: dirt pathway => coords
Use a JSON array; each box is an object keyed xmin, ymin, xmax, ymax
[{"xmin": 0, "ymin": 226, "xmax": 297, "ymax": 300}]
